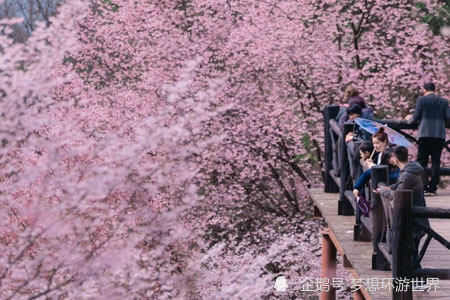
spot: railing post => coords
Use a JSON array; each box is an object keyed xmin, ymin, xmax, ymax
[
  {"xmin": 323, "ymin": 105, "xmax": 340, "ymax": 193},
  {"xmin": 370, "ymin": 165, "xmax": 390, "ymax": 270},
  {"xmin": 392, "ymin": 190, "xmax": 413, "ymax": 300},
  {"xmin": 338, "ymin": 122, "xmax": 354, "ymax": 215},
  {"xmin": 321, "ymin": 230, "xmax": 336, "ymax": 300}
]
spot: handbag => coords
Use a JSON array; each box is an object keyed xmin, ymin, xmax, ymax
[{"xmin": 357, "ymin": 194, "xmax": 371, "ymax": 217}]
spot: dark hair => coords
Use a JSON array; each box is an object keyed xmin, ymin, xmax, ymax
[
  {"xmin": 372, "ymin": 127, "xmax": 388, "ymax": 143},
  {"xmin": 384, "ymin": 147, "xmax": 394, "ymax": 159},
  {"xmin": 423, "ymin": 82, "xmax": 436, "ymax": 92},
  {"xmin": 359, "ymin": 141, "xmax": 374, "ymax": 153},
  {"xmin": 393, "ymin": 146, "xmax": 408, "ymax": 163},
  {"xmin": 348, "ymin": 96, "xmax": 367, "ymax": 109},
  {"xmin": 347, "ymin": 103, "xmax": 362, "ymax": 116},
  {"xmin": 381, "ymin": 147, "xmax": 395, "ymax": 166}
]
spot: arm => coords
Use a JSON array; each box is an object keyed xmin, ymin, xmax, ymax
[
  {"xmin": 379, "ymin": 187, "xmax": 393, "ymax": 201},
  {"xmin": 379, "ymin": 172, "xmax": 404, "ymax": 200},
  {"xmin": 445, "ymin": 100, "xmax": 450, "ymax": 120},
  {"xmin": 445, "ymin": 100, "xmax": 450, "ymax": 127},
  {"xmin": 365, "ymin": 159, "xmax": 375, "ymax": 169},
  {"xmin": 377, "ymin": 181, "xmax": 393, "ymax": 200},
  {"xmin": 338, "ymin": 112, "xmax": 349, "ymax": 129},
  {"xmin": 389, "ymin": 171, "xmax": 406, "ymax": 191},
  {"xmin": 354, "ymin": 169, "xmax": 371, "ymax": 191},
  {"xmin": 388, "ymin": 169, "xmax": 400, "ymax": 184},
  {"xmin": 408, "ymin": 97, "xmax": 422, "ymax": 124}
]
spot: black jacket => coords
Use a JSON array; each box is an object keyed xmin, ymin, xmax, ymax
[{"xmin": 409, "ymin": 94, "xmax": 449, "ymax": 139}]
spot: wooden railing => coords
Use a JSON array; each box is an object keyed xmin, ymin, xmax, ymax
[
  {"xmin": 322, "ymin": 104, "xmax": 450, "ymax": 299},
  {"xmin": 381, "ymin": 189, "xmax": 450, "ymax": 299}
]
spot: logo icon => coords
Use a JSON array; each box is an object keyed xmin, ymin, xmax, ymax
[{"xmin": 274, "ymin": 276, "xmax": 288, "ymax": 291}]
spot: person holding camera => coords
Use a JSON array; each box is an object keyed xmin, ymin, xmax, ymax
[{"xmin": 339, "ymin": 104, "xmax": 372, "ymax": 142}]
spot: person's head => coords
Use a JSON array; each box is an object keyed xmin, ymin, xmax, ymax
[
  {"xmin": 347, "ymin": 104, "xmax": 362, "ymax": 121},
  {"xmin": 422, "ymin": 82, "xmax": 436, "ymax": 95},
  {"xmin": 372, "ymin": 127, "xmax": 389, "ymax": 152},
  {"xmin": 343, "ymin": 85, "xmax": 359, "ymax": 101},
  {"xmin": 391, "ymin": 146, "xmax": 408, "ymax": 166},
  {"xmin": 348, "ymin": 96, "xmax": 366, "ymax": 109},
  {"xmin": 383, "ymin": 147, "xmax": 396, "ymax": 166},
  {"xmin": 359, "ymin": 141, "xmax": 374, "ymax": 160}
]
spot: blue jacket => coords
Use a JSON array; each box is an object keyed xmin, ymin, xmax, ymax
[{"xmin": 354, "ymin": 168, "xmax": 400, "ymax": 191}]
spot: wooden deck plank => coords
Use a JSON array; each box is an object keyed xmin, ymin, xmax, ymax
[{"xmin": 309, "ymin": 188, "xmax": 450, "ymax": 300}]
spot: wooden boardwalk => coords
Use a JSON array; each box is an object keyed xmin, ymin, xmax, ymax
[{"xmin": 309, "ymin": 188, "xmax": 450, "ymax": 300}]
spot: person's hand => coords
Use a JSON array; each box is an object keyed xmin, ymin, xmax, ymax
[
  {"xmin": 345, "ymin": 132, "xmax": 354, "ymax": 142},
  {"xmin": 405, "ymin": 114, "xmax": 413, "ymax": 121},
  {"xmin": 353, "ymin": 189, "xmax": 360, "ymax": 197},
  {"xmin": 365, "ymin": 158, "xmax": 374, "ymax": 168},
  {"xmin": 374, "ymin": 186, "xmax": 389, "ymax": 195}
]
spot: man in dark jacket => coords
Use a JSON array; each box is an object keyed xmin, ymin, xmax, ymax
[
  {"xmin": 335, "ymin": 85, "xmax": 374, "ymax": 126},
  {"xmin": 337, "ymin": 98, "xmax": 374, "ymax": 128},
  {"xmin": 407, "ymin": 82, "xmax": 450, "ymax": 195},
  {"xmin": 338, "ymin": 103, "xmax": 362, "ymax": 130},
  {"xmin": 339, "ymin": 104, "xmax": 372, "ymax": 142},
  {"xmin": 378, "ymin": 146, "xmax": 430, "ymax": 268}
]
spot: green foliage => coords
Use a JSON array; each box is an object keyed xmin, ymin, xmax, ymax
[
  {"xmin": 101, "ymin": 0, "xmax": 119, "ymax": 12},
  {"xmin": 294, "ymin": 134, "xmax": 318, "ymax": 164},
  {"xmin": 416, "ymin": 2, "xmax": 449, "ymax": 35}
]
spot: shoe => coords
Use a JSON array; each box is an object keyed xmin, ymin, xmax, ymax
[{"xmin": 424, "ymin": 189, "xmax": 437, "ymax": 196}]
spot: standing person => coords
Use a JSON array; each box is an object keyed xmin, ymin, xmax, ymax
[
  {"xmin": 376, "ymin": 146, "xmax": 430, "ymax": 268},
  {"xmin": 406, "ymin": 82, "xmax": 450, "ymax": 195},
  {"xmin": 336, "ymin": 85, "xmax": 373, "ymax": 123},
  {"xmin": 345, "ymin": 85, "xmax": 365, "ymax": 107}
]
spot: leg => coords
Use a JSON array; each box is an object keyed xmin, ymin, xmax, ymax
[
  {"xmin": 428, "ymin": 138, "xmax": 444, "ymax": 192},
  {"xmin": 416, "ymin": 138, "xmax": 431, "ymax": 189}
]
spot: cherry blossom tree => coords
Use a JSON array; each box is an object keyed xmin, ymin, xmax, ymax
[{"xmin": 0, "ymin": 0, "xmax": 448, "ymax": 298}]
